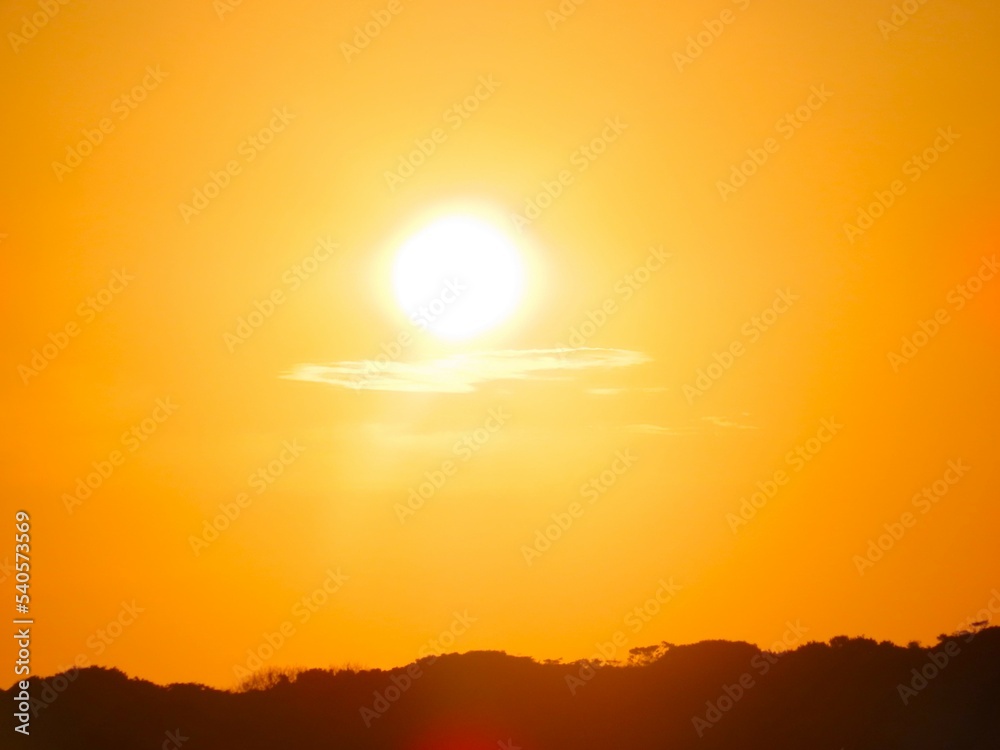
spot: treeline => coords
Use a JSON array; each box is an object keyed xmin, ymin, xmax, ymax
[{"xmin": 6, "ymin": 628, "xmax": 1000, "ymax": 749}]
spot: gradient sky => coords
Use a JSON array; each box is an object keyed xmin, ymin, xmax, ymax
[{"xmin": 2, "ymin": 0, "xmax": 999, "ymax": 689}]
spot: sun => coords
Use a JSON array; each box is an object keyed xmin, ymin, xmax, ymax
[{"xmin": 392, "ymin": 215, "xmax": 526, "ymax": 341}]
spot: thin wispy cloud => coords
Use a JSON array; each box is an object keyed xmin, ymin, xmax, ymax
[
  {"xmin": 699, "ymin": 415, "xmax": 759, "ymax": 430},
  {"xmin": 283, "ymin": 347, "xmax": 652, "ymax": 394},
  {"xmin": 629, "ymin": 423, "xmax": 697, "ymax": 436},
  {"xmin": 628, "ymin": 414, "xmax": 758, "ymax": 435},
  {"xmin": 587, "ymin": 385, "xmax": 669, "ymax": 396}
]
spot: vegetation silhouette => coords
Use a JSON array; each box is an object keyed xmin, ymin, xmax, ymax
[{"xmin": 8, "ymin": 627, "xmax": 1000, "ymax": 749}]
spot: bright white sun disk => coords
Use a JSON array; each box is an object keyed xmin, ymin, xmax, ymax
[{"xmin": 392, "ymin": 216, "xmax": 525, "ymax": 341}]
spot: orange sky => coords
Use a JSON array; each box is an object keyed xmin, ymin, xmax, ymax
[{"xmin": 2, "ymin": 0, "xmax": 999, "ymax": 689}]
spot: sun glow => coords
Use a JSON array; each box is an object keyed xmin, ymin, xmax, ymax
[{"xmin": 391, "ymin": 215, "xmax": 526, "ymax": 341}]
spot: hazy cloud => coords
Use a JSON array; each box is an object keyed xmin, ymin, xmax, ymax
[
  {"xmin": 628, "ymin": 414, "xmax": 758, "ymax": 435},
  {"xmin": 283, "ymin": 347, "xmax": 652, "ymax": 394}
]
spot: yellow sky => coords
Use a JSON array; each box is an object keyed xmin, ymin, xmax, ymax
[{"xmin": 2, "ymin": 0, "xmax": 999, "ymax": 688}]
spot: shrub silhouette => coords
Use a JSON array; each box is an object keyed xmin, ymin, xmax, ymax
[{"xmin": 7, "ymin": 629, "xmax": 1000, "ymax": 749}]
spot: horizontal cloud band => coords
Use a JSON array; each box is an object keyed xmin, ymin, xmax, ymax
[{"xmin": 281, "ymin": 347, "xmax": 651, "ymax": 394}]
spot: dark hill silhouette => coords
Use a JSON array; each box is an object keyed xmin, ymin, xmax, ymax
[{"xmin": 6, "ymin": 629, "xmax": 1000, "ymax": 749}]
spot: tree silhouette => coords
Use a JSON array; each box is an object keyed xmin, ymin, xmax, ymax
[{"xmin": 7, "ymin": 629, "xmax": 999, "ymax": 750}]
